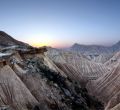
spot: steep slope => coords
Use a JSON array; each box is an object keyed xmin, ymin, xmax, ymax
[
  {"xmin": 47, "ymin": 48, "xmax": 109, "ymax": 81},
  {"xmin": 87, "ymin": 63, "xmax": 120, "ymax": 104},
  {"xmin": 90, "ymin": 53, "xmax": 113, "ymax": 64},
  {"xmin": 54, "ymin": 63, "xmax": 86, "ymax": 85},
  {"xmin": 111, "ymin": 41, "xmax": 120, "ymax": 52},
  {"xmin": 110, "ymin": 104, "xmax": 120, "ymax": 110},
  {"xmin": 0, "ymin": 65, "xmax": 38, "ymax": 110},
  {"xmin": 0, "ymin": 31, "xmax": 29, "ymax": 47},
  {"xmin": 104, "ymin": 51, "xmax": 120, "ymax": 67},
  {"xmin": 105, "ymin": 92, "xmax": 120, "ymax": 110}
]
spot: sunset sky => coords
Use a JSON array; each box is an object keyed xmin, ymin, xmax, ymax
[{"xmin": 0, "ymin": 0, "xmax": 120, "ymax": 48}]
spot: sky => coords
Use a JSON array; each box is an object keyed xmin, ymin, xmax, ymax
[{"xmin": 0, "ymin": 0, "xmax": 120, "ymax": 48}]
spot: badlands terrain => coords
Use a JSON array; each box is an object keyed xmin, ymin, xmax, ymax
[{"xmin": 0, "ymin": 31, "xmax": 120, "ymax": 110}]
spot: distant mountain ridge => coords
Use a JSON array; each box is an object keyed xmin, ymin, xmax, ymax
[{"xmin": 70, "ymin": 41, "xmax": 120, "ymax": 54}]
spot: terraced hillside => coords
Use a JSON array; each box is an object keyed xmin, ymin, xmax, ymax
[
  {"xmin": 47, "ymin": 48, "xmax": 110, "ymax": 81},
  {"xmin": 87, "ymin": 63, "xmax": 120, "ymax": 110},
  {"xmin": 47, "ymin": 47, "xmax": 120, "ymax": 110}
]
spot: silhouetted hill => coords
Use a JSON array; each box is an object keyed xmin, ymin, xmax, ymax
[{"xmin": 0, "ymin": 31, "xmax": 29, "ymax": 47}]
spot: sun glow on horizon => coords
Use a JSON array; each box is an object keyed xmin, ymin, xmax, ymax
[
  {"xmin": 26, "ymin": 36, "xmax": 52, "ymax": 47},
  {"xmin": 30, "ymin": 41, "xmax": 68, "ymax": 48},
  {"xmin": 24, "ymin": 33, "xmax": 71, "ymax": 48},
  {"xmin": 31, "ymin": 42, "xmax": 50, "ymax": 47},
  {"xmin": 27, "ymin": 39, "xmax": 70, "ymax": 48},
  {"xmin": 26, "ymin": 34, "xmax": 54, "ymax": 47}
]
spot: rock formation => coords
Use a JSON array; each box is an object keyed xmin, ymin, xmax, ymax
[
  {"xmin": 0, "ymin": 31, "xmax": 104, "ymax": 110},
  {"xmin": 47, "ymin": 48, "xmax": 109, "ymax": 81}
]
